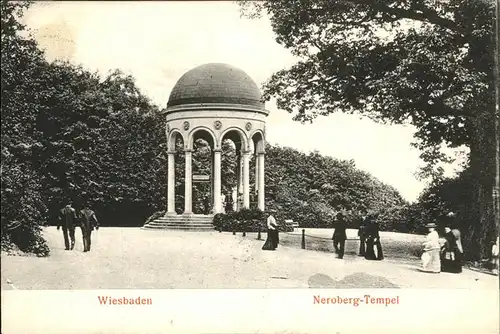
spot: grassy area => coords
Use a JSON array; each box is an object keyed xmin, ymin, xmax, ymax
[{"xmin": 245, "ymin": 228, "xmax": 425, "ymax": 262}]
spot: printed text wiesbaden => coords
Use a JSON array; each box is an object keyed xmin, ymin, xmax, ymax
[{"xmin": 98, "ymin": 296, "xmax": 153, "ymax": 305}]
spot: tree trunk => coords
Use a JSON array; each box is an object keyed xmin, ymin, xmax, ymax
[{"xmin": 466, "ymin": 107, "xmax": 498, "ymax": 261}]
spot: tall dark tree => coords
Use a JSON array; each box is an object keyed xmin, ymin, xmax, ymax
[
  {"xmin": 240, "ymin": 0, "xmax": 498, "ymax": 260},
  {"xmin": 30, "ymin": 63, "xmax": 166, "ymax": 226},
  {"xmin": 1, "ymin": 0, "xmax": 51, "ymax": 255}
]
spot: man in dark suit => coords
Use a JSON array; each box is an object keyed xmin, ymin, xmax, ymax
[
  {"xmin": 57, "ymin": 202, "xmax": 77, "ymax": 250},
  {"xmin": 224, "ymin": 192, "xmax": 233, "ymax": 213},
  {"xmin": 79, "ymin": 204, "xmax": 99, "ymax": 252},
  {"xmin": 203, "ymin": 195, "xmax": 211, "ymax": 215},
  {"xmin": 332, "ymin": 212, "xmax": 348, "ymax": 259}
]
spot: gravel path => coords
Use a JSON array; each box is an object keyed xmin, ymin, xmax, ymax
[{"xmin": 1, "ymin": 227, "xmax": 498, "ymax": 290}]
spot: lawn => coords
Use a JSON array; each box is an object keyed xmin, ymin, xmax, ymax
[{"xmin": 274, "ymin": 228, "xmax": 425, "ymax": 262}]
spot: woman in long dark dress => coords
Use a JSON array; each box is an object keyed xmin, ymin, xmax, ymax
[
  {"xmin": 441, "ymin": 226, "xmax": 462, "ymax": 273},
  {"xmin": 364, "ymin": 217, "xmax": 384, "ymax": 260},
  {"xmin": 364, "ymin": 216, "xmax": 375, "ymax": 260},
  {"xmin": 358, "ymin": 216, "xmax": 367, "ymax": 256}
]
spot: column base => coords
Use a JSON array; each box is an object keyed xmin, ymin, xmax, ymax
[{"xmin": 165, "ymin": 211, "xmax": 178, "ymax": 217}]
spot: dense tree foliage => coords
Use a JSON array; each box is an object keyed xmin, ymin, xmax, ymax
[
  {"xmin": 1, "ymin": 0, "xmax": 50, "ymax": 255},
  {"xmin": 240, "ymin": 0, "xmax": 498, "ymax": 260},
  {"xmin": 263, "ymin": 144, "xmax": 407, "ymax": 228}
]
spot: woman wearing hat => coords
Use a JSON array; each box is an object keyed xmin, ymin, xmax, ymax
[
  {"xmin": 364, "ymin": 214, "xmax": 384, "ymax": 261},
  {"xmin": 262, "ymin": 210, "xmax": 279, "ymax": 251},
  {"xmin": 440, "ymin": 224, "xmax": 463, "ymax": 273},
  {"xmin": 421, "ymin": 222, "xmax": 441, "ymax": 273}
]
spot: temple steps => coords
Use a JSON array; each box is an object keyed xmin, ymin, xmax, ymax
[{"xmin": 142, "ymin": 214, "xmax": 215, "ymax": 231}]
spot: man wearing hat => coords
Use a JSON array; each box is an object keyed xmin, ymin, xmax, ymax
[
  {"xmin": 421, "ymin": 222, "xmax": 441, "ymax": 273},
  {"xmin": 79, "ymin": 203, "xmax": 99, "ymax": 253},
  {"xmin": 57, "ymin": 202, "xmax": 78, "ymax": 250},
  {"xmin": 332, "ymin": 212, "xmax": 347, "ymax": 259}
]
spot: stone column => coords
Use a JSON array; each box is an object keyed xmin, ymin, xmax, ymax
[
  {"xmin": 242, "ymin": 151, "xmax": 250, "ymax": 208},
  {"xmin": 184, "ymin": 149, "xmax": 193, "ymax": 214},
  {"xmin": 167, "ymin": 151, "xmax": 176, "ymax": 215},
  {"xmin": 236, "ymin": 153, "xmax": 242, "ymax": 210},
  {"xmin": 258, "ymin": 152, "xmax": 265, "ymax": 211},
  {"xmin": 210, "ymin": 150, "xmax": 215, "ymax": 210},
  {"xmin": 213, "ymin": 149, "xmax": 222, "ymax": 213},
  {"xmin": 255, "ymin": 153, "xmax": 259, "ymax": 195}
]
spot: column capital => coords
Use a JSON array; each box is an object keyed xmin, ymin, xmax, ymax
[
  {"xmin": 184, "ymin": 149, "xmax": 193, "ymax": 153},
  {"xmin": 213, "ymin": 148, "xmax": 222, "ymax": 153},
  {"xmin": 241, "ymin": 150, "xmax": 251, "ymax": 156},
  {"xmin": 167, "ymin": 150, "xmax": 176, "ymax": 155},
  {"xmin": 257, "ymin": 151, "xmax": 266, "ymax": 156}
]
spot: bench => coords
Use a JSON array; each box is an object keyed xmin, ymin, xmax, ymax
[{"xmin": 285, "ymin": 219, "xmax": 299, "ymax": 229}]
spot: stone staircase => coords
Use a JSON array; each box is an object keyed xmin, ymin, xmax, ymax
[{"xmin": 142, "ymin": 214, "xmax": 215, "ymax": 231}]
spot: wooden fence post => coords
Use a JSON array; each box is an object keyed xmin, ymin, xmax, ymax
[
  {"xmin": 257, "ymin": 225, "xmax": 262, "ymax": 240},
  {"xmin": 243, "ymin": 231, "xmax": 246, "ymax": 237},
  {"xmin": 301, "ymin": 229, "xmax": 305, "ymax": 249}
]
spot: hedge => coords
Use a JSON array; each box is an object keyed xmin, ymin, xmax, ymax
[{"xmin": 213, "ymin": 208, "xmax": 294, "ymax": 232}]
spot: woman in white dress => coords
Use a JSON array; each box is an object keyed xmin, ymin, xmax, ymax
[
  {"xmin": 421, "ymin": 222, "xmax": 441, "ymax": 273},
  {"xmin": 492, "ymin": 236, "xmax": 499, "ymax": 275}
]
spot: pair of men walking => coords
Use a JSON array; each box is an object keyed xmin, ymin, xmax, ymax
[{"xmin": 57, "ymin": 202, "xmax": 99, "ymax": 252}]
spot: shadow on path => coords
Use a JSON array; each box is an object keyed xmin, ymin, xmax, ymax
[{"xmin": 308, "ymin": 272, "xmax": 400, "ymax": 288}]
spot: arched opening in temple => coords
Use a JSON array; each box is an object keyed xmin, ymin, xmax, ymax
[
  {"xmin": 190, "ymin": 128, "xmax": 216, "ymax": 214},
  {"xmin": 220, "ymin": 128, "xmax": 247, "ymax": 212}
]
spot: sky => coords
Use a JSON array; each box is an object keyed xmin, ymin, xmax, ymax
[{"xmin": 22, "ymin": 1, "xmax": 466, "ymax": 202}]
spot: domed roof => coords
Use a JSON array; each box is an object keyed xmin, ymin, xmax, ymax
[{"xmin": 167, "ymin": 63, "xmax": 265, "ymax": 110}]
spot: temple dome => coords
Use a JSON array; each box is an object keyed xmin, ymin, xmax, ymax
[{"xmin": 167, "ymin": 63, "xmax": 265, "ymax": 110}]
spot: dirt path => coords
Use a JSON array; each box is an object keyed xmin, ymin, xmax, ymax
[{"xmin": 1, "ymin": 227, "xmax": 497, "ymax": 290}]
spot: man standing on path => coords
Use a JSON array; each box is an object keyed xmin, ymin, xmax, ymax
[
  {"xmin": 224, "ymin": 192, "xmax": 234, "ymax": 213},
  {"xmin": 203, "ymin": 195, "xmax": 211, "ymax": 215},
  {"xmin": 79, "ymin": 204, "xmax": 99, "ymax": 252},
  {"xmin": 57, "ymin": 202, "xmax": 77, "ymax": 250},
  {"xmin": 332, "ymin": 212, "xmax": 348, "ymax": 259}
]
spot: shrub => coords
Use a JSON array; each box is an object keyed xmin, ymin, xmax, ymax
[
  {"xmin": 1, "ymin": 160, "xmax": 50, "ymax": 257},
  {"xmin": 3, "ymin": 223, "xmax": 50, "ymax": 257},
  {"xmin": 213, "ymin": 208, "xmax": 294, "ymax": 232},
  {"xmin": 144, "ymin": 210, "xmax": 166, "ymax": 225}
]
